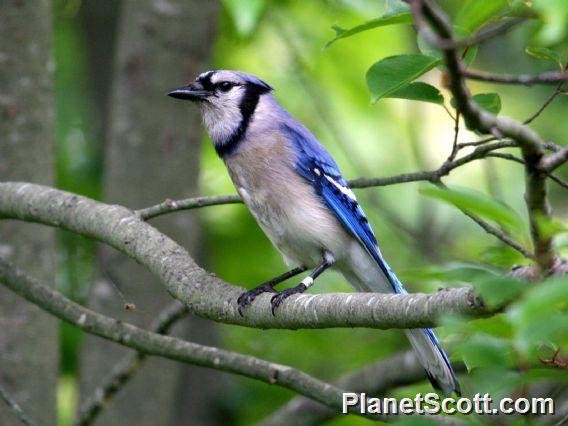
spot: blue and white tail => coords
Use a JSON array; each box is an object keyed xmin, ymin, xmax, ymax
[
  {"xmin": 341, "ymin": 249, "xmax": 461, "ymax": 395},
  {"xmin": 404, "ymin": 328, "xmax": 460, "ymax": 395}
]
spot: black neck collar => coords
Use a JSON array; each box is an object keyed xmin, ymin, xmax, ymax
[{"xmin": 215, "ymin": 84, "xmax": 270, "ymax": 157}]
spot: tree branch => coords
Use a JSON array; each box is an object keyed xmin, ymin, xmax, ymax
[
  {"xmin": 137, "ymin": 194, "xmax": 241, "ymax": 221},
  {"xmin": 74, "ymin": 302, "xmax": 188, "ymax": 426},
  {"xmin": 0, "ymin": 383, "xmax": 36, "ymax": 426},
  {"xmin": 261, "ymin": 350, "xmax": 466, "ymax": 426},
  {"xmin": 0, "ymin": 182, "xmax": 493, "ymax": 329},
  {"xmin": 0, "ymin": 257, "xmax": 387, "ymax": 419},
  {"xmin": 542, "ymin": 147, "xmax": 568, "ymax": 172},
  {"xmin": 462, "ymin": 68, "xmax": 568, "ymax": 86},
  {"xmin": 138, "ymin": 141, "xmax": 517, "ymax": 221},
  {"xmin": 136, "ymin": 140, "xmax": 534, "ymax": 259},
  {"xmin": 413, "ymin": 0, "xmax": 559, "ymax": 272}
]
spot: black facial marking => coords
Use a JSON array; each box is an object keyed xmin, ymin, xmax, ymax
[
  {"xmin": 215, "ymin": 82, "xmax": 271, "ymax": 157},
  {"xmin": 197, "ymin": 71, "xmax": 215, "ymax": 91}
]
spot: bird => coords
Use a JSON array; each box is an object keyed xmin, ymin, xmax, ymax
[{"xmin": 168, "ymin": 70, "xmax": 461, "ymax": 395}]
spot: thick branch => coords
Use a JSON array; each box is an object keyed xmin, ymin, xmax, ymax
[
  {"xmin": 262, "ymin": 350, "xmax": 466, "ymax": 426},
  {"xmin": 74, "ymin": 302, "xmax": 188, "ymax": 426},
  {"xmin": 0, "ymin": 258, "xmax": 381, "ymax": 418},
  {"xmin": 0, "ymin": 182, "xmax": 493, "ymax": 329},
  {"xmin": 414, "ymin": 0, "xmax": 557, "ymax": 272}
]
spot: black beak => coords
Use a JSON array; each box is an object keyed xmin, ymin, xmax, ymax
[{"xmin": 167, "ymin": 84, "xmax": 209, "ymax": 101}]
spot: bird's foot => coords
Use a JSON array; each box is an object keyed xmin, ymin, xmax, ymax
[
  {"xmin": 270, "ymin": 283, "xmax": 308, "ymax": 315},
  {"xmin": 237, "ymin": 283, "xmax": 277, "ymax": 316}
]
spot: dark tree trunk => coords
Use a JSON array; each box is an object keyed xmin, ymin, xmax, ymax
[
  {"xmin": 0, "ymin": 1, "xmax": 58, "ymax": 425},
  {"xmin": 79, "ymin": 1, "xmax": 223, "ymax": 424}
]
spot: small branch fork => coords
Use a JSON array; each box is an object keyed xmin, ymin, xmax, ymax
[
  {"xmin": 411, "ymin": 0, "xmax": 568, "ymax": 274},
  {"xmin": 137, "ymin": 140, "xmax": 540, "ymax": 259},
  {"xmin": 73, "ymin": 302, "xmax": 188, "ymax": 426},
  {"xmin": 0, "ymin": 257, "xmax": 396, "ymax": 422}
]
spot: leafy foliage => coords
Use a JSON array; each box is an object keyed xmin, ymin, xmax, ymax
[
  {"xmin": 366, "ymin": 54, "xmax": 441, "ymax": 103},
  {"xmin": 454, "ymin": 0, "xmax": 509, "ymax": 32},
  {"xmin": 525, "ymin": 46, "xmax": 563, "ymax": 69},
  {"xmin": 221, "ymin": 0, "xmax": 266, "ymax": 37},
  {"xmin": 325, "ymin": 9, "xmax": 412, "ymax": 48},
  {"xmin": 420, "ymin": 186, "xmax": 523, "ymax": 234}
]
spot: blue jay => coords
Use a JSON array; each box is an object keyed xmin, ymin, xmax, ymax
[{"xmin": 168, "ymin": 70, "xmax": 460, "ymax": 395}]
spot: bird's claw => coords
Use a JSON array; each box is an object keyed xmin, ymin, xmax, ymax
[
  {"xmin": 237, "ymin": 283, "xmax": 276, "ymax": 316},
  {"xmin": 270, "ymin": 284, "xmax": 307, "ymax": 315}
]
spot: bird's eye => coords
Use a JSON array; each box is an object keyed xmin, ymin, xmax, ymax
[{"xmin": 218, "ymin": 81, "xmax": 234, "ymax": 92}]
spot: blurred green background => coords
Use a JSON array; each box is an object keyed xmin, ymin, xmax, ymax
[{"xmin": 51, "ymin": 0, "xmax": 568, "ymax": 424}]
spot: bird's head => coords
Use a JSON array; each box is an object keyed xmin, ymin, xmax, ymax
[{"xmin": 168, "ymin": 70, "xmax": 273, "ymax": 155}]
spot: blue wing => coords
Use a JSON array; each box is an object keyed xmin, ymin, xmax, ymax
[{"xmin": 281, "ymin": 123, "xmax": 405, "ymax": 294}]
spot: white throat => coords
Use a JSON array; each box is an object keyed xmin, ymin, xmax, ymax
[{"xmin": 201, "ymin": 93, "xmax": 243, "ymax": 146}]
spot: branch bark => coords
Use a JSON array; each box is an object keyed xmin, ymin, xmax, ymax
[
  {"xmin": 78, "ymin": 0, "xmax": 221, "ymax": 424},
  {"xmin": 0, "ymin": 182, "xmax": 493, "ymax": 329},
  {"xmin": 0, "ymin": 1, "xmax": 58, "ymax": 423},
  {"xmin": 413, "ymin": 0, "xmax": 561, "ymax": 273},
  {"xmin": 463, "ymin": 69, "xmax": 568, "ymax": 86},
  {"xmin": 0, "ymin": 258, "xmax": 386, "ymax": 420},
  {"xmin": 261, "ymin": 350, "xmax": 466, "ymax": 426},
  {"xmin": 74, "ymin": 302, "xmax": 188, "ymax": 426},
  {"xmin": 137, "ymin": 141, "xmax": 534, "ymax": 259}
]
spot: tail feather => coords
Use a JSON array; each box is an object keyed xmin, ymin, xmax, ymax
[
  {"xmin": 340, "ymin": 248, "xmax": 461, "ymax": 395},
  {"xmin": 405, "ymin": 328, "xmax": 461, "ymax": 395}
]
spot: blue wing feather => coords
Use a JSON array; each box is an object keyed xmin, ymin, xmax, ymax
[{"xmin": 282, "ymin": 123, "xmax": 405, "ymax": 294}]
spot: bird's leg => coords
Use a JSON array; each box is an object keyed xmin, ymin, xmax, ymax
[
  {"xmin": 237, "ymin": 266, "xmax": 308, "ymax": 316},
  {"xmin": 271, "ymin": 252, "xmax": 335, "ymax": 315}
]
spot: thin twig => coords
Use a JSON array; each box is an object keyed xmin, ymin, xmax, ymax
[
  {"xmin": 434, "ymin": 180, "xmax": 534, "ymax": 259},
  {"xmin": 136, "ymin": 140, "xmax": 533, "ymax": 258},
  {"xmin": 137, "ymin": 194, "xmax": 241, "ymax": 220},
  {"xmin": 459, "ymin": 76, "xmax": 566, "ymax": 149},
  {"xmin": 413, "ymin": 0, "xmax": 557, "ymax": 272},
  {"xmin": 447, "ymin": 110, "xmax": 460, "ymax": 162},
  {"xmin": 74, "ymin": 302, "xmax": 188, "ymax": 426},
  {"xmin": 463, "ymin": 68, "xmax": 568, "ymax": 86},
  {"xmin": 485, "ymin": 153, "xmax": 568, "ymax": 191},
  {"xmin": 0, "ymin": 383, "xmax": 36, "ymax": 426}
]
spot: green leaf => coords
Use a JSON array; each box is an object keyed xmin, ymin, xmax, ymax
[
  {"xmin": 455, "ymin": 0, "xmax": 509, "ymax": 32},
  {"xmin": 472, "ymin": 93, "xmax": 502, "ymax": 114},
  {"xmin": 419, "ymin": 185, "xmax": 524, "ymax": 233},
  {"xmin": 525, "ymin": 46, "xmax": 563, "ymax": 69},
  {"xmin": 221, "ymin": 0, "xmax": 266, "ymax": 37},
  {"xmin": 508, "ymin": 278, "xmax": 568, "ymax": 356},
  {"xmin": 473, "ymin": 276, "xmax": 525, "ymax": 308},
  {"xmin": 325, "ymin": 11, "xmax": 412, "ymax": 48},
  {"xmin": 480, "ymin": 245, "xmax": 527, "ymax": 267},
  {"xmin": 401, "ymin": 262, "xmax": 499, "ymax": 283},
  {"xmin": 385, "ymin": 82, "xmax": 444, "ymax": 105},
  {"xmin": 535, "ymin": 214, "xmax": 568, "ymax": 239},
  {"xmin": 451, "ymin": 93, "xmax": 502, "ymax": 114},
  {"xmin": 455, "ymin": 334, "xmax": 515, "ymax": 369},
  {"xmin": 366, "ymin": 54, "xmax": 441, "ymax": 103}
]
